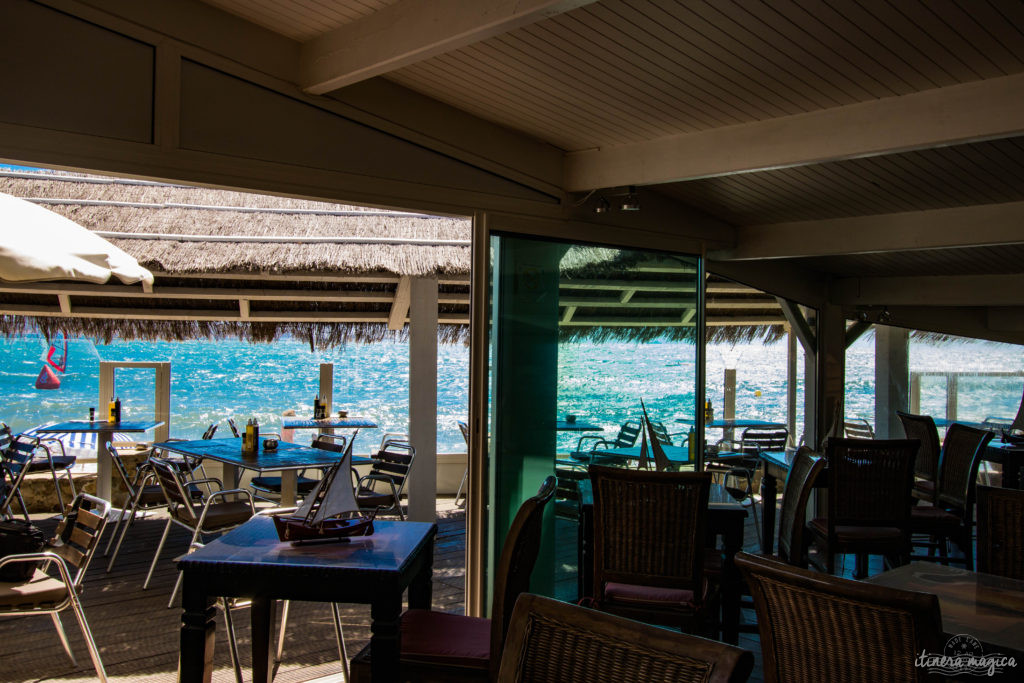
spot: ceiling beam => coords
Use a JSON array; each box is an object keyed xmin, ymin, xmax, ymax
[
  {"xmin": 833, "ymin": 274, "xmax": 1024, "ymax": 307},
  {"xmin": 714, "ymin": 201, "xmax": 1024, "ymax": 261},
  {"xmin": 388, "ymin": 276, "xmax": 412, "ymax": 330},
  {"xmin": 301, "ymin": 0, "xmax": 596, "ymax": 94},
  {"xmin": 565, "ymin": 72, "xmax": 1024, "ymax": 191}
]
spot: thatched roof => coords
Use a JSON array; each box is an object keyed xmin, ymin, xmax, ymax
[
  {"xmin": 0, "ymin": 169, "xmax": 788, "ymax": 347},
  {"xmin": 0, "ymin": 171, "xmax": 471, "ymax": 277}
]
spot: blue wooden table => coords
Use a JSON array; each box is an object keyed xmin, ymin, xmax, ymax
[
  {"xmin": 37, "ymin": 419, "xmax": 164, "ymax": 501},
  {"xmin": 154, "ymin": 437, "xmax": 372, "ymax": 506}
]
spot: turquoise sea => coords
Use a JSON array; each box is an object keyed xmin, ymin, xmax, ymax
[{"xmin": 0, "ymin": 335, "xmax": 1021, "ymax": 454}]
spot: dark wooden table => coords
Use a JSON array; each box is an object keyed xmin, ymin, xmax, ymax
[
  {"xmin": 153, "ymin": 437, "xmax": 373, "ymax": 506},
  {"xmin": 866, "ymin": 562, "xmax": 1024, "ymax": 659},
  {"xmin": 985, "ymin": 439, "xmax": 1024, "ymax": 489},
  {"xmin": 577, "ymin": 482, "xmax": 746, "ymax": 644},
  {"xmin": 179, "ymin": 515, "xmax": 437, "ymax": 683},
  {"xmin": 37, "ymin": 419, "xmax": 164, "ymax": 501}
]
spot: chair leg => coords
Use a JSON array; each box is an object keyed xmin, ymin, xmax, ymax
[
  {"xmin": 49, "ymin": 466, "xmax": 67, "ymax": 513},
  {"xmin": 454, "ymin": 467, "xmax": 468, "ymax": 508},
  {"xmin": 276, "ymin": 599, "xmax": 290, "ymax": 665},
  {"xmin": 50, "ymin": 612, "xmax": 77, "ymax": 666},
  {"xmin": 104, "ymin": 494, "xmax": 132, "ymax": 556},
  {"xmin": 68, "ymin": 595, "xmax": 108, "ymax": 683},
  {"xmin": 331, "ymin": 602, "xmax": 350, "ymax": 682},
  {"xmin": 223, "ymin": 601, "xmax": 244, "ymax": 683},
  {"xmin": 143, "ymin": 518, "xmax": 173, "ymax": 590},
  {"xmin": 107, "ymin": 504, "xmax": 141, "ymax": 573}
]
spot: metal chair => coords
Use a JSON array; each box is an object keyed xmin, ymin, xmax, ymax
[
  {"xmin": 0, "ymin": 422, "xmax": 76, "ymax": 516},
  {"xmin": 910, "ymin": 423, "xmax": 993, "ymax": 569},
  {"xmin": 0, "ymin": 493, "xmax": 111, "ymax": 682},
  {"xmin": 569, "ymin": 420, "xmax": 643, "ymax": 464},
  {"xmin": 454, "ymin": 420, "xmax": 470, "ymax": 508},
  {"xmin": 807, "ymin": 438, "xmax": 918, "ymax": 578},
  {"xmin": 587, "ymin": 466, "xmax": 715, "ymax": 636},
  {"xmin": 896, "ymin": 411, "xmax": 942, "ymax": 503},
  {"xmin": 355, "ymin": 439, "xmax": 415, "ymax": 520},
  {"xmin": 144, "ymin": 457, "xmax": 255, "ymax": 607},
  {"xmin": 976, "ymin": 485, "xmax": 1024, "ymax": 581},
  {"xmin": 249, "ymin": 432, "xmax": 349, "ymax": 502},
  {"xmin": 706, "ymin": 426, "xmax": 788, "ymax": 546},
  {"xmin": 497, "ymin": 593, "xmax": 754, "ymax": 683},
  {"xmin": 349, "ymin": 476, "xmax": 556, "ymax": 683},
  {"xmin": 227, "ymin": 417, "xmax": 240, "ymax": 437},
  {"xmin": 843, "ymin": 417, "xmax": 875, "ymax": 439},
  {"xmin": 105, "ymin": 441, "xmax": 169, "ymax": 571},
  {"xmin": 736, "ymin": 551, "xmax": 943, "ymax": 683}
]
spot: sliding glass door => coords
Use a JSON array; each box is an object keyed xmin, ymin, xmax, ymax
[{"xmin": 483, "ymin": 233, "xmax": 703, "ymax": 606}]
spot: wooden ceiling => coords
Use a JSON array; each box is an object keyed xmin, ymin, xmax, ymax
[{"xmin": 4, "ymin": 0, "xmax": 1024, "ymax": 342}]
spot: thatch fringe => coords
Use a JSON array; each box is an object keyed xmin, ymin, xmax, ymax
[
  {"xmin": 0, "ymin": 317, "xmax": 469, "ymax": 348},
  {"xmin": 558, "ymin": 324, "xmax": 786, "ymax": 345}
]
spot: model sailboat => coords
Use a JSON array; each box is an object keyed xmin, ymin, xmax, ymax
[{"xmin": 271, "ymin": 438, "xmax": 375, "ymax": 543}]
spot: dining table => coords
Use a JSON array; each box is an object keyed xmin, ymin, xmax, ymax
[
  {"xmin": 576, "ymin": 480, "xmax": 746, "ymax": 644},
  {"xmin": 556, "ymin": 419, "xmax": 602, "ymax": 432},
  {"xmin": 179, "ymin": 515, "xmax": 437, "ymax": 683},
  {"xmin": 36, "ymin": 419, "xmax": 164, "ymax": 502},
  {"xmin": 865, "ymin": 563, "xmax": 1024, "ymax": 660},
  {"xmin": 573, "ymin": 443, "xmax": 692, "ymax": 468},
  {"xmin": 153, "ymin": 437, "xmax": 373, "ymax": 506},
  {"xmin": 282, "ymin": 416, "xmax": 379, "ymax": 431}
]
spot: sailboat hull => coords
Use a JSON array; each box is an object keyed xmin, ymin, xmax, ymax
[{"xmin": 271, "ymin": 512, "xmax": 375, "ymax": 544}]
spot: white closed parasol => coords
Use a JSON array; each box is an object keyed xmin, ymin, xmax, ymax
[{"xmin": 0, "ymin": 191, "xmax": 153, "ymax": 286}]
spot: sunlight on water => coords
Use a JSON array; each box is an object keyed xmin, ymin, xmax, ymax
[{"xmin": 1, "ymin": 334, "xmax": 1020, "ymax": 454}]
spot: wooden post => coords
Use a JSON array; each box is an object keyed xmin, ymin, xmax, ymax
[
  {"xmin": 787, "ymin": 329, "xmax": 797, "ymax": 445},
  {"xmin": 723, "ymin": 368, "xmax": 736, "ymax": 442},
  {"xmin": 910, "ymin": 373, "xmax": 922, "ymax": 413},
  {"xmin": 319, "ymin": 362, "xmax": 334, "ymax": 436},
  {"xmin": 874, "ymin": 326, "xmax": 909, "ymax": 438},
  {"xmin": 408, "ymin": 276, "xmax": 438, "ymax": 522},
  {"xmin": 97, "ymin": 362, "xmax": 115, "ymax": 501},
  {"xmin": 154, "ymin": 362, "xmax": 171, "ymax": 443},
  {"xmin": 946, "ymin": 375, "xmax": 959, "ymax": 423}
]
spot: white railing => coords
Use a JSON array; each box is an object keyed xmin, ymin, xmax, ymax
[{"xmin": 909, "ymin": 371, "xmax": 1024, "ymax": 423}]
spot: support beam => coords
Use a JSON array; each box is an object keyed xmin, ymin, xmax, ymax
[
  {"xmin": 717, "ymin": 201, "xmax": 1024, "ymax": 261},
  {"xmin": 407, "ymin": 276, "xmax": 438, "ymax": 522},
  {"xmin": 388, "ymin": 276, "xmax": 412, "ymax": 330},
  {"xmin": 875, "ymin": 326, "xmax": 909, "ymax": 439},
  {"xmin": 834, "ymin": 273, "xmax": 1024, "ymax": 307},
  {"xmin": 813, "ymin": 303, "xmax": 846, "ymax": 450},
  {"xmin": 301, "ymin": 0, "xmax": 597, "ymax": 94},
  {"xmin": 238, "ymin": 299, "xmax": 250, "ymax": 320},
  {"xmin": 777, "ymin": 298, "xmax": 816, "ymax": 353},
  {"xmin": 845, "ymin": 320, "xmax": 872, "ymax": 348},
  {"xmin": 565, "ymin": 72, "xmax": 1024, "ymax": 191}
]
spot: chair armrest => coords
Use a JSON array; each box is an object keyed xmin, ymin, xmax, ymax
[
  {"xmin": 188, "ymin": 477, "xmax": 224, "ymax": 491},
  {"xmin": 0, "ymin": 550, "xmax": 74, "ymax": 587},
  {"xmin": 257, "ymin": 506, "xmax": 298, "ymax": 516},
  {"xmin": 574, "ymin": 435, "xmax": 603, "ymax": 452},
  {"xmin": 195, "ymin": 488, "xmax": 255, "ymax": 530},
  {"xmin": 34, "ymin": 438, "xmax": 67, "ymax": 458}
]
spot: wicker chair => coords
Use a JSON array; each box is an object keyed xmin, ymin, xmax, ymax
[
  {"xmin": 735, "ymin": 552, "xmax": 944, "ymax": 683},
  {"xmin": 897, "ymin": 411, "xmax": 942, "ymax": 503},
  {"xmin": 910, "ymin": 423, "xmax": 993, "ymax": 569},
  {"xmin": 588, "ymin": 465, "xmax": 714, "ymax": 634},
  {"xmin": 807, "ymin": 438, "xmax": 918, "ymax": 578},
  {"xmin": 496, "ymin": 593, "xmax": 754, "ymax": 683},
  {"xmin": 0, "ymin": 493, "xmax": 111, "ymax": 681},
  {"xmin": 976, "ymin": 485, "xmax": 1024, "ymax": 580},
  {"xmin": 349, "ymin": 476, "xmax": 557, "ymax": 683},
  {"xmin": 775, "ymin": 446, "xmax": 825, "ymax": 566}
]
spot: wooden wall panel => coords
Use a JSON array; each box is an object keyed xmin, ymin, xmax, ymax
[{"xmin": 1, "ymin": 0, "xmax": 154, "ymax": 143}]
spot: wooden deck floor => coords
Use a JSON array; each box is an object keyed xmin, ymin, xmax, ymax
[
  {"xmin": 3, "ymin": 496, "xmax": 887, "ymax": 683},
  {"xmin": 1, "ymin": 502, "xmax": 467, "ymax": 683}
]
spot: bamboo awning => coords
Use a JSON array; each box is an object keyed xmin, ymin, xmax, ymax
[{"xmin": 0, "ymin": 170, "xmax": 787, "ymax": 346}]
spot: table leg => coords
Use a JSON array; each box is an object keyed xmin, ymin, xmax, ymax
[
  {"xmin": 1002, "ymin": 452, "xmax": 1022, "ymax": 489},
  {"xmin": 179, "ymin": 572, "xmax": 216, "ymax": 683},
  {"xmin": 250, "ymin": 597, "xmax": 277, "ymax": 683},
  {"xmin": 720, "ymin": 512, "xmax": 744, "ymax": 645},
  {"xmin": 408, "ymin": 534, "xmax": 435, "ymax": 610},
  {"xmin": 222, "ymin": 462, "xmax": 240, "ymax": 490},
  {"xmin": 760, "ymin": 468, "xmax": 779, "ymax": 554},
  {"xmin": 96, "ymin": 432, "xmax": 113, "ymax": 501},
  {"xmin": 280, "ymin": 470, "xmax": 297, "ymax": 507},
  {"xmin": 370, "ymin": 593, "xmax": 403, "ymax": 683}
]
